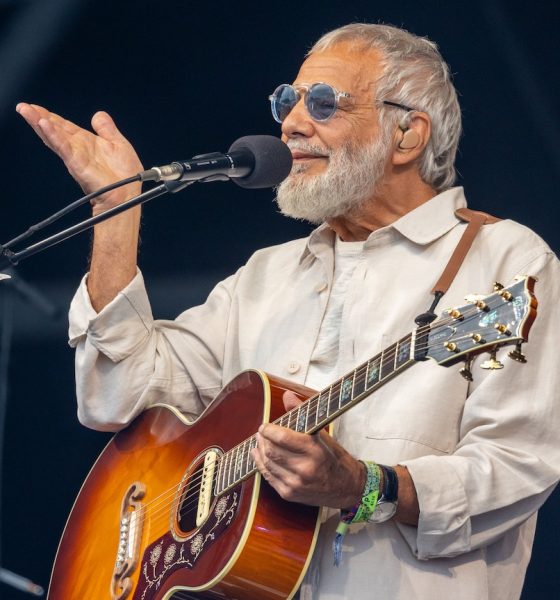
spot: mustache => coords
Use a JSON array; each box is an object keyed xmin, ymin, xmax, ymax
[{"xmin": 286, "ymin": 140, "xmax": 331, "ymax": 157}]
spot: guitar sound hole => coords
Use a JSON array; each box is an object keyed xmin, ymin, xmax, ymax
[{"xmin": 176, "ymin": 461, "xmax": 204, "ymax": 534}]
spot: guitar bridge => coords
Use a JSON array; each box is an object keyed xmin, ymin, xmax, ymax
[{"xmin": 111, "ymin": 481, "xmax": 146, "ymax": 600}]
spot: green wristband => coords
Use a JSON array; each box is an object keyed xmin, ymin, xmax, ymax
[{"xmin": 351, "ymin": 461, "xmax": 380, "ymax": 524}]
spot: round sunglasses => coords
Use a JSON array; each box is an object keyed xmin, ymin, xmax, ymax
[{"xmin": 269, "ymin": 82, "xmax": 415, "ymax": 123}]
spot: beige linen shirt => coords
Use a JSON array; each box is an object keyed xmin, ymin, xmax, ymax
[{"xmin": 69, "ymin": 187, "xmax": 560, "ymax": 599}]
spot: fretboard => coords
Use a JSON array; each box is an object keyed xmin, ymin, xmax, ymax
[{"xmin": 214, "ymin": 332, "xmax": 416, "ymax": 496}]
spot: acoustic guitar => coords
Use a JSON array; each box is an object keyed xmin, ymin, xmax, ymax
[{"xmin": 47, "ymin": 276, "xmax": 536, "ymax": 600}]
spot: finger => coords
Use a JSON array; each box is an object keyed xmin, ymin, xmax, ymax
[
  {"xmin": 91, "ymin": 111, "xmax": 129, "ymax": 144},
  {"xmin": 36, "ymin": 117, "xmax": 76, "ymax": 163},
  {"xmin": 17, "ymin": 103, "xmax": 84, "ymax": 155},
  {"xmin": 283, "ymin": 390, "xmax": 304, "ymax": 411},
  {"xmin": 259, "ymin": 422, "xmax": 317, "ymax": 454},
  {"xmin": 29, "ymin": 104, "xmax": 82, "ymax": 136},
  {"xmin": 16, "ymin": 103, "xmax": 55, "ymax": 148},
  {"xmin": 251, "ymin": 444, "xmax": 293, "ymax": 484},
  {"xmin": 251, "ymin": 445, "xmax": 274, "ymax": 481}
]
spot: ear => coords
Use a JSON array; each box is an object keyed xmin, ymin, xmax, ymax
[{"xmin": 392, "ymin": 112, "xmax": 431, "ymax": 166}]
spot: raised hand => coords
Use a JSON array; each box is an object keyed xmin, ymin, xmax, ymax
[
  {"xmin": 16, "ymin": 103, "xmax": 143, "ymax": 211},
  {"xmin": 16, "ymin": 103, "xmax": 144, "ymax": 310}
]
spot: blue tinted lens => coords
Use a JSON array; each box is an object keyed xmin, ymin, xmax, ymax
[
  {"xmin": 271, "ymin": 84, "xmax": 299, "ymax": 123},
  {"xmin": 307, "ymin": 84, "xmax": 337, "ymax": 121}
]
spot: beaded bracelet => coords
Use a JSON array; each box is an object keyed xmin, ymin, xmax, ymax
[{"xmin": 333, "ymin": 461, "xmax": 380, "ymax": 566}]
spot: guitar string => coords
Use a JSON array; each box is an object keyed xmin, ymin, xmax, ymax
[
  {"xmin": 132, "ymin": 332, "xmax": 514, "ymax": 541},
  {"xmin": 132, "ymin": 298, "xmax": 514, "ymax": 521},
  {"xmin": 115, "ymin": 303, "xmax": 518, "ymax": 535},
  {"xmin": 132, "ymin": 321, "xmax": 511, "ymax": 533},
  {"xmin": 136, "ymin": 294, "xmax": 525, "ymax": 524},
  {"xmin": 121, "ymin": 306, "xmax": 517, "ymax": 533}
]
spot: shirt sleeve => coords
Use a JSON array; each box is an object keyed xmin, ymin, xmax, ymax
[
  {"xmin": 68, "ymin": 269, "xmax": 238, "ymax": 431},
  {"xmin": 399, "ymin": 250, "xmax": 560, "ymax": 559}
]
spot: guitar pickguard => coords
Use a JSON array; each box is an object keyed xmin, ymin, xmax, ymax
[{"xmin": 132, "ymin": 485, "xmax": 241, "ymax": 600}]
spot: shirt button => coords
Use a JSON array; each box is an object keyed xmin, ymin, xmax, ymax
[
  {"xmin": 315, "ymin": 282, "xmax": 328, "ymax": 292},
  {"xmin": 287, "ymin": 361, "xmax": 300, "ymax": 374}
]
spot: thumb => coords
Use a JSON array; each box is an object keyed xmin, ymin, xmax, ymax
[
  {"xmin": 283, "ymin": 390, "xmax": 303, "ymax": 412},
  {"xmin": 91, "ymin": 110, "xmax": 126, "ymax": 143}
]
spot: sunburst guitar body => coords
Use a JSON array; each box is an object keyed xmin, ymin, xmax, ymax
[{"xmin": 48, "ymin": 371, "xmax": 320, "ymax": 600}]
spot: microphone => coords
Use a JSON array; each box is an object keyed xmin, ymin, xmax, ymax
[{"xmin": 140, "ymin": 135, "xmax": 293, "ymax": 189}]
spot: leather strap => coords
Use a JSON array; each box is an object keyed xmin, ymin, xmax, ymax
[{"xmin": 430, "ymin": 208, "xmax": 501, "ymax": 295}]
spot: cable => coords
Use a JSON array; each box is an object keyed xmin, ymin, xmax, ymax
[{"xmin": 2, "ymin": 174, "xmax": 141, "ymax": 249}]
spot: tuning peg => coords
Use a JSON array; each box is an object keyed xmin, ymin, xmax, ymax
[
  {"xmin": 480, "ymin": 350, "xmax": 504, "ymax": 370},
  {"xmin": 447, "ymin": 308, "xmax": 463, "ymax": 320},
  {"xmin": 494, "ymin": 323, "xmax": 511, "ymax": 335},
  {"xmin": 459, "ymin": 358, "xmax": 473, "ymax": 381},
  {"xmin": 508, "ymin": 343, "xmax": 527, "ymax": 363},
  {"xmin": 464, "ymin": 295, "xmax": 490, "ymax": 311},
  {"xmin": 499, "ymin": 290, "xmax": 513, "ymax": 301},
  {"xmin": 470, "ymin": 333, "xmax": 484, "ymax": 343},
  {"xmin": 493, "ymin": 282, "xmax": 504, "ymax": 291},
  {"xmin": 444, "ymin": 341, "xmax": 458, "ymax": 352}
]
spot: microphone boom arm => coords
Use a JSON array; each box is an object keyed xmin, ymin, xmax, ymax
[{"xmin": 0, "ymin": 181, "xmax": 193, "ymax": 270}]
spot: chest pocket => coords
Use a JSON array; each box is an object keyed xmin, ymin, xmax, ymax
[{"xmin": 336, "ymin": 330, "xmax": 469, "ymax": 462}]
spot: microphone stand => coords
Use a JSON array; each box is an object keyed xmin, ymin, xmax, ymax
[
  {"xmin": 0, "ymin": 179, "xmax": 192, "ymax": 270},
  {"xmin": 0, "ymin": 178, "xmax": 192, "ymax": 596}
]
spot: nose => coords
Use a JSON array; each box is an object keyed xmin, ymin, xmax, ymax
[{"xmin": 281, "ymin": 96, "xmax": 315, "ymax": 140}]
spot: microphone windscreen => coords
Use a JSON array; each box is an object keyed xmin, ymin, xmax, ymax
[{"xmin": 228, "ymin": 135, "xmax": 293, "ymax": 189}]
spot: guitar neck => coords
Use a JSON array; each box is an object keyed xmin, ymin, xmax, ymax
[
  {"xmin": 277, "ymin": 332, "xmax": 416, "ymax": 435},
  {"xmin": 215, "ymin": 331, "xmax": 418, "ymax": 495}
]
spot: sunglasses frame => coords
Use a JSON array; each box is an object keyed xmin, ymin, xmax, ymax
[
  {"xmin": 269, "ymin": 82, "xmax": 352, "ymax": 123},
  {"xmin": 269, "ymin": 82, "xmax": 417, "ymax": 124}
]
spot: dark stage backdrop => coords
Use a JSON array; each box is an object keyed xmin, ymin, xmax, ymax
[{"xmin": 0, "ymin": 0, "xmax": 558, "ymax": 598}]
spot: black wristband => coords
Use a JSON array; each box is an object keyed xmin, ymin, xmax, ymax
[{"xmin": 379, "ymin": 464, "xmax": 399, "ymax": 502}]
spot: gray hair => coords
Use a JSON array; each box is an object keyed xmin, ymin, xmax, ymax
[{"xmin": 309, "ymin": 23, "xmax": 462, "ymax": 192}]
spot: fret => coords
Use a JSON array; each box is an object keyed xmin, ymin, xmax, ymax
[
  {"xmin": 380, "ymin": 344, "xmax": 395, "ymax": 380},
  {"xmin": 327, "ymin": 383, "xmax": 339, "ymax": 417},
  {"xmin": 229, "ymin": 450, "xmax": 236, "ymax": 487},
  {"xmin": 309, "ymin": 394, "xmax": 319, "ymax": 430},
  {"xmin": 226, "ymin": 451, "xmax": 233, "ymax": 489},
  {"xmin": 353, "ymin": 363, "xmax": 367, "ymax": 397},
  {"xmin": 316, "ymin": 390, "xmax": 329, "ymax": 424},
  {"xmin": 295, "ymin": 406, "xmax": 306, "ymax": 432},
  {"xmin": 246, "ymin": 437, "xmax": 256, "ymax": 474},
  {"xmin": 234, "ymin": 446, "xmax": 243, "ymax": 481},
  {"xmin": 305, "ymin": 399, "xmax": 312, "ymax": 433},
  {"xmin": 220, "ymin": 452, "xmax": 229, "ymax": 492},
  {"xmin": 237, "ymin": 441, "xmax": 246, "ymax": 480},
  {"xmin": 215, "ymin": 459, "xmax": 223, "ymax": 495},
  {"xmin": 339, "ymin": 376, "xmax": 353, "ymax": 408},
  {"xmin": 277, "ymin": 413, "xmax": 289, "ymax": 428},
  {"xmin": 366, "ymin": 356, "xmax": 381, "ymax": 389},
  {"xmin": 287, "ymin": 409, "xmax": 297, "ymax": 431},
  {"xmin": 396, "ymin": 335, "xmax": 412, "ymax": 369}
]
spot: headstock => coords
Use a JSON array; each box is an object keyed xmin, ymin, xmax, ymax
[{"xmin": 424, "ymin": 276, "xmax": 537, "ymax": 378}]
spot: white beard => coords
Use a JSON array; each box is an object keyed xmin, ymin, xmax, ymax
[{"xmin": 275, "ymin": 134, "xmax": 390, "ymax": 224}]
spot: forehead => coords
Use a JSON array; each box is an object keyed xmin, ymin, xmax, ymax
[{"xmin": 294, "ymin": 44, "xmax": 384, "ymax": 97}]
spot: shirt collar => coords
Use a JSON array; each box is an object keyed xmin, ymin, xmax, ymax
[
  {"xmin": 389, "ymin": 186, "xmax": 467, "ymax": 245},
  {"xmin": 299, "ymin": 186, "xmax": 468, "ymax": 263}
]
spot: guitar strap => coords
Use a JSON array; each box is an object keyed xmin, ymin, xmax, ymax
[{"xmin": 415, "ymin": 207, "xmax": 501, "ymax": 325}]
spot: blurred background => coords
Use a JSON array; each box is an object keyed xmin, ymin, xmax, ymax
[{"xmin": 0, "ymin": 0, "xmax": 558, "ymax": 597}]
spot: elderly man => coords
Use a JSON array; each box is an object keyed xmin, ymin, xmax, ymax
[{"xmin": 17, "ymin": 23, "xmax": 560, "ymax": 600}]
